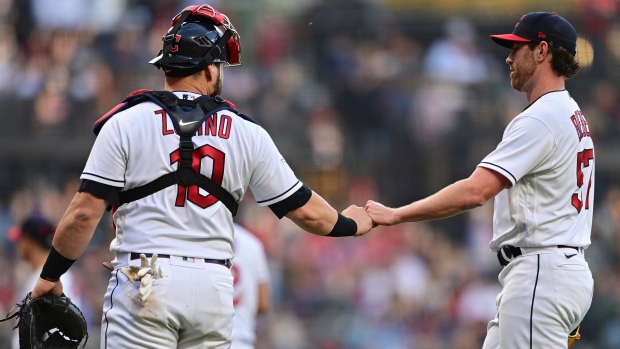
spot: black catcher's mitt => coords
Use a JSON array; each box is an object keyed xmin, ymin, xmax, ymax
[{"xmin": 0, "ymin": 292, "xmax": 88, "ymax": 349}]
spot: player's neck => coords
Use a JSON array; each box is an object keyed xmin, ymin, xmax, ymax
[
  {"xmin": 165, "ymin": 77, "xmax": 212, "ymax": 96},
  {"xmin": 526, "ymin": 74, "xmax": 565, "ymax": 103}
]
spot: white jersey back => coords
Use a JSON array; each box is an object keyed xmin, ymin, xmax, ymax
[
  {"xmin": 231, "ymin": 223, "xmax": 270, "ymax": 347},
  {"xmin": 81, "ymin": 92, "xmax": 302, "ymax": 259},
  {"xmin": 479, "ymin": 91, "xmax": 594, "ymax": 251}
]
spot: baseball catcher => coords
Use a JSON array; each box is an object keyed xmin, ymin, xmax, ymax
[{"xmin": 0, "ymin": 292, "xmax": 88, "ymax": 348}]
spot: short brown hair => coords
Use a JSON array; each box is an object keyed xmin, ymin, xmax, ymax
[{"xmin": 528, "ymin": 42, "xmax": 580, "ymax": 79}]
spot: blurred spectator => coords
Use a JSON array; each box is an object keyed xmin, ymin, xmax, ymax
[
  {"xmin": 31, "ymin": 0, "xmax": 127, "ymax": 32},
  {"xmin": 583, "ymin": 80, "xmax": 620, "ymax": 142},
  {"xmin": 412, "ymin": 16, "xmax": 496, "ymax": 195},
  {"xmin": 575, "ymin": 0, "xmax": 617, "ymax": 78},
  {"xmin": 308, "ymin": 106, "xmax": 344, "ymax": 170},
  {"xmin": 422, "ymin": 16, "xmax": 490, "ymax": 85},
  {"xmin": 30, "ymin": 0, "xmax": 86, "ymax": 30}
]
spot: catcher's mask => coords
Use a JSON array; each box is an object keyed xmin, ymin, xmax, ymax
[{"xmin": 149, "ymin": 4, "xmax": 242, "ymax": 77}]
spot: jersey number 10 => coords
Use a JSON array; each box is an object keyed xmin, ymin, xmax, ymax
[{"xmin": 170, "ymin": 144, "xmax": 226, "ymax": 208}]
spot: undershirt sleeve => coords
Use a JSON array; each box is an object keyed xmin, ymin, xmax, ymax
[
  {"xmin": 268, "ymin": 185, "xmax": 312, "ymax": 219},
  {"xmin": 78, "ymin": 179, "xmax": 121, "ymax": 211}
]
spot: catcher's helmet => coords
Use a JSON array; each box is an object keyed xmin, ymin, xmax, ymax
[{"xmin": 150, "ymin": 4, "xmax": 242, "ymax": 77}]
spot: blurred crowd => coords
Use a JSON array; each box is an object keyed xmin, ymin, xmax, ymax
[{"xmin": 0, "ymin": 0, "xmax": 618, "ymax": 348}]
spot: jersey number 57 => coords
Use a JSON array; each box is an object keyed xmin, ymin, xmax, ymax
[{"xmin": 572, "ymin": 149, "xmax": 594, "ymax": 213}]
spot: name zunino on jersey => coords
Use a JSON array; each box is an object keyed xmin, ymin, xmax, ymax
[{"xmin": 160, "ymin": 110, "xmax": 232, "ymax": 139}]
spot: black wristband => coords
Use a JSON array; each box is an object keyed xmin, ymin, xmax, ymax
[
  {"xmin": 326, "ymin": 213, "xmax": 358, "ymax": 237},
  {"xmin": 40, "ymin": 246, "xmax": 77, "ymax": 282}
]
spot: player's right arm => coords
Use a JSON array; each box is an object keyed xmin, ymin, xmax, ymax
[
  {"xmin": 366, "ymin": 115, "xmax": 554, "ymax": 226},
  {"xmin": 31, "ymin": 190, "xmax": 109, "ymax": 298},
  {"xmin": 285, "ymin": 191, "xmax": 372, "ymax": 236},
  {"xmin": 366, "ymin": 167, "xmax": 509, "ymax": 226},
  {"xmin": 33, "ymin": 113, "xmax": 125, "ymax": 299}
]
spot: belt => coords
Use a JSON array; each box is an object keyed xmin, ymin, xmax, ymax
[
  {"xmin": 130, "ymin": 252, "xmax": 232, "ymax": 269},
  {"xmin": 497, "ymin": 245, "xmax": 579, "ymax": 267}
]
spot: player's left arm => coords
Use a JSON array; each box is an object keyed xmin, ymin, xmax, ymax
[
  {"xmin": 366, "ymin": 167, "xmax": 510, "ymax": 226},
  {"xmin": 32, "ymin": 191, "xmax": 108, "ymax": 298}
]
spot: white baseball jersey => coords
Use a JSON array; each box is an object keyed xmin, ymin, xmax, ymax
[
  {"xmin": 479, "ymin": 90, "xmax": 594, "ymax": 251},
  {"xmin": 231, "ymin": 223, "xmax": 270, "ymax": 348},
  {"xmin": 81, "ymin": 92, "xmax": 302, "ymax": 260}
]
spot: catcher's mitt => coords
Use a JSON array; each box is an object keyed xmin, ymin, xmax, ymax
[{"xmin": 0, "ymin": 292, "xmax": 88, "ymax": 349}]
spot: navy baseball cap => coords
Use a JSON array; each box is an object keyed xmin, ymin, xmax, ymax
[
  {"xmin": 490, "ymin": 12, "xmax": 577, "ymax": 55},
  {"xmin": 8, "ymin": 216, "xmax": 55, "ymax": 249}
]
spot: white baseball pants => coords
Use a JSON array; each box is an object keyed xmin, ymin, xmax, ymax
[
  {"xmin": 482, "ymin": 246, "xmax": 593, "ymax": 349},
  {"xmin": 101, "ymin": 253, "xmax": 234, "ymax": 349}
]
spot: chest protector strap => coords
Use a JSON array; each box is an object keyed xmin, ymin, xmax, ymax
[{"xmin": 94, "ymin": 90, "xmax": 239, "ymax": 216}]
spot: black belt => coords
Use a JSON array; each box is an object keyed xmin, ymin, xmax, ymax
[
  {"xmin": 130, "ymin": 252, "xmax": 232, "ymax": 269},
  {"xmin": 497, "ymin": 245, "xmax": 579, "ymax": 267}
]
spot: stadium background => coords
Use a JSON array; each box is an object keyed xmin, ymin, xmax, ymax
[{"xmin": 0, "ymin": 0, "xmax": 618, "ymax": 348}]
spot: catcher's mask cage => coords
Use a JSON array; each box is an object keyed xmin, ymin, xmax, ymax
[{"xmin": 149, "ymin": 4, "xmax": 242, "ymax": 77}]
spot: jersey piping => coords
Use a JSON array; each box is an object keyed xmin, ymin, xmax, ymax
[
  {"xmin": 81, "ymin": 172, "xmax": 125, "ymax": 185},
  {"xmin": 479, "ymin": 162, "xmax": 517, "ymax": 183},
  {"xmin": 256, "ymin": 181, "xmax": 300, "ymax": 204}
]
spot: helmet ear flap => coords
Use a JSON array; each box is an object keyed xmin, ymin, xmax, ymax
[{"xmin": 225, "ymin": 33, "xmax": 242, "ymax": 66}]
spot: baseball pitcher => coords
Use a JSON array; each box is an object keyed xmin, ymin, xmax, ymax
[{"xmin": 367, "ymin": 12, "xmax": 593, "ymax": 349}]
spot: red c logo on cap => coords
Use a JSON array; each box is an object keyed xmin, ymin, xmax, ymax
[{"xmin": 538, "ymin": 32, "xmax": 546, "ymax": 39}]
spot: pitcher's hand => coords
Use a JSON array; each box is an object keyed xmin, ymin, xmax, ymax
[{"xmin": 365, "ymin": 200, "xmax": 399, "ymax": 226}]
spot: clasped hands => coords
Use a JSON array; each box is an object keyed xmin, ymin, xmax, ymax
[{"xmin": 342, "ymin": 200, "xmax": 398, "ymax": 236}]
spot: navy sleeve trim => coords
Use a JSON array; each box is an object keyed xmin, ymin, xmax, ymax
[
  {"xmin": 78, "ymin": 179, "xmax": 120, "ymax": 211},
  {"xmin": 256, "ymin": 181, "xmax": 300, "ymax": 204},
  {"xmin": 82, "ymin": 172, "xmax": 125, "ymax": 184},
  {"xmin": 480, "ymin": 162, "xmax": 517, "ymax": 183},
  {"xmin": 268, "ymin": 185, "xmax": 312, "ymax": 219}
]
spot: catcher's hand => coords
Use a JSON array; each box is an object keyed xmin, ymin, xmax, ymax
[{"xmin": 0, "ymin": 292, "xmax": 88, "ymax": 349}]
